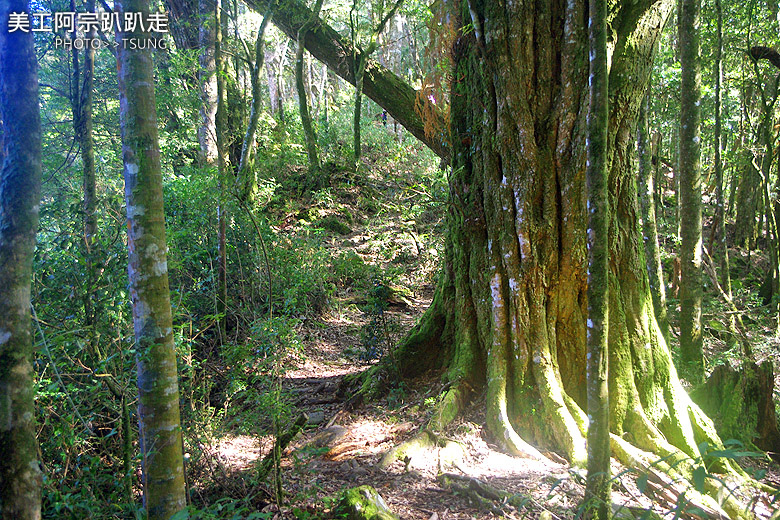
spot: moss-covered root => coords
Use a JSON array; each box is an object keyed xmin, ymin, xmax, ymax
[
  {"xmin": 487, "ymin": 396, "xmax": 549, "ymax": 461},
  {"xmin": 378, "ymin": 429, "xmax": 465, "ymax": 470},
  {"xmin": 336, "ymin": 486, "xmax": 400, "ymax": 520},
  {"xmin": 611, "ymin": 435, "xmax": 753, "ymax": 520}
]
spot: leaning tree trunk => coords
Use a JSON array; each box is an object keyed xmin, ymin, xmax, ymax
[
  {"xmin": 116, "ymin": 3, "xmax": 187, "ymax": 517},
  {"xmin": 392, "ymin": 0, "xmax": 752, "ymax": 516},
  {"xmin": 0, "ymin": 0, "xmax": 43, "ymax": 516},
  {"xmin": 243, "ymin": 0, "xmax": 448, "ymax": 159}
]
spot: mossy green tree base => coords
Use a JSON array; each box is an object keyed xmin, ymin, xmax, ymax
[
  {"xmin": 691, "ymin": 362, "xmax": 780, "ymax": 461},
  {"xmin": 336, "ymin": 486, "xmax": 400, "ymax": 520},
  {"xmin": 333, "ymin": 0, "xmax": 771, "ymax": 514}
]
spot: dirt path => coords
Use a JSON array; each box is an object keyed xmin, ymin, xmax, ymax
[
  {"xmin": 196, "ymin": 295, "xmax": 780, "ymax": 520},
  {"xmin": 193, "ymin": 161, "xmax": 780, "ymax": 519}
]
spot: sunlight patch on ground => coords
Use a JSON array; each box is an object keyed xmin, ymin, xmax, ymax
[
  {"xmin": 467, "ymin": 449, "xmax": 562, "ymax": 478},
  {"xmin": 213, "ymin": 434, "xmax": 266, "ymax": 470}
]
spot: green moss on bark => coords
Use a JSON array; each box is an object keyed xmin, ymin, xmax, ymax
[{"xmin": 337, "ymin": 486, "xmax": 400, "ymax": 520}]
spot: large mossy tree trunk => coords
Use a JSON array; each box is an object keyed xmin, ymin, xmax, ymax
[
  {"xmin": 394, "ymin": 0, "xmax": 751, "ymax": 515},
  {"xmin": 0, "ymin": 0, "xmax": 43, "ymax": 515},
  {"xmin": 116, "ymin": 4, "xmax": 187, "ymax": 517}
]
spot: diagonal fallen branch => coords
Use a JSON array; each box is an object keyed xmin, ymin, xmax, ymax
[
  {"xmin": 256, "ymin": 412, "xmax": 308, "ymax": 481},
  {"xmin": 702, "ymin": 246, "xmax": 753, "ymax": 358}
]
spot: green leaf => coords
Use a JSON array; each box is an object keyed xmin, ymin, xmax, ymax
[
  {"xmin": 637, "ymin": 473, "xmax": 648, "ymax": 494},
  {"xmin": 169, "ymin": 509, "xmax": 190, "ymax": 520},
  {"xmin": 693, "ymin": 465, "xmax": 707, "ymax": 492}
]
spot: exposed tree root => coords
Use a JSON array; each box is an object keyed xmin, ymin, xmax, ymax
[
  {"xmin": 436, "ymin": 473, "xmax": 535, "ymax": 516},
  {"xmin": 379, "ymin": 428, "xmax": 466, "ymax": 471},
  {"xmin": 611, "ymin": 435, "xmax": 759, "ymax": 519}
]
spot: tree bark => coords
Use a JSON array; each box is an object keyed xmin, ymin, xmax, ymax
[
  {"xmin": 389, "ymin": 0, "xmax": 753, "ymax": 515},
  {"xmin": 265, "ymin": 40, "xmax": 288, "ymax": 122},
  {"xmin": 712, "ymin": 0, "xmax": 732, "ymax": 319},
  {"xmin": 734, "ymin": 148, "xmax": 761, "ymax": 249},
  {"xmin": 165, "ymin": 0, "xmax": 199, "ymax": 50},
  {"xmin": 0, "ymin": 1, "xmax": 43, "ymax": 516},
  {"xmin": 71, "ymin": 0, "xmax": 99, "ymax": 356},
  {"xmin": 678, "ymin": 0, "xmax": 704, "ymax": 384},
  {"xmin": 116, "ymin": 4, "xmax": 187, "ymax": 517}
]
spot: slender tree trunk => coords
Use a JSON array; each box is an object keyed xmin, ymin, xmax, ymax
[
  {"xmin": 734, "ymin": 74, "xmax": 761, "ymax": 248},
  {"xmin": 215, "ymin": 0, "xmax": 228, "ymax": 335},
  {"xmin": 713, "ymin": 0, "xmax": 733, "ymax": 328},
  {"xmin": 265, "ymin": 41, "xmax": 286, "ymax": 121},
  {"xmin": 199, "ymin": 0, "xmax": 218, "ymax": 164},
  {"xmin": 317, "ymin": 62, "xmax": 328, "ymax": 121},
  {"xmin": 276, "ymin": 40, "xmax": 289, "ymax": 122},
  {"xmin": 72, "ymin": 0, "xmax": 99, "ymax": 355},
  {"xmin": 583, "ymin": 0, "xmax": 610, "ymax": 513},
  {"xmin": 679, "ymin": 0, "xmax": 704, "ymax": 383},
  {"xmin": 0, "ymin": 1, "xmax": 43, "ymax": 516},
  {"xmin": 750, "ymin": 50, "xmax": 780, "ymax": 310},
  {"xmin": 238, "ymin": 10, "xmax": 273, "ymax": 201},
  {"xmin": 296, "ymin": 0, "xmax": 324, "ymax": 173},
  {"xmin": 639, "ymin": 93, "xmax": 669, "ymax": 342},
  {"xmin": 353, "ymin": 54, "xmax": 366, "ymax": 168},
  {"xmin": 116, "ymin": 4, "xmax": 187, "ymax": 516}
]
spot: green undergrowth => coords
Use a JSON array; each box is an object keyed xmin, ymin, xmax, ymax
[{"xmin": 32, "ymin": 87, "xmax": 444, "ymax": 517}]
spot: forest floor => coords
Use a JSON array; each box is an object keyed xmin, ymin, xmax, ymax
[
  {"xmin": 187, "ymin": 138, "xmax": 780, "ymax": 519},
  {"xmin": 194, "ymin": 300, "xmax": 780, "ymax": 519}
]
